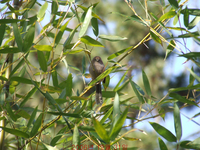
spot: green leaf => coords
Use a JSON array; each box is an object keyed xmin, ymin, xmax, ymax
[
  {"xmin": 173, "ymin": 103, "xmax": 182, "ymax": 141},
  {"xmin": 52, "ymin": 68, "xmax": 58, "ymax": 87},
  {"xmin": 165, "ymin": 40, "xmax": 175, "ymax": 60},
  {"xmin": 79, "ymin": 6, "xmax": 93, "ymax": 37},
  {"xmin": 92, "ymin": 118, "xmax": 110, "ymax": 143},
  {"xmin": 64, "ymin": 24, "xmax": 80, "ymax": 47},
  {"xmin": 66, "ymin": 73, "xmax": 72, "ymax": 97},
  {"xmin": 181, "ymin": 9, "xmax": 200, "ymax": 16},
  {"xmin": 26, "ymin": 106, "xmax": 38, "ymax": 130},
  {"xmin": 55, "ymin": 18, "xmax": 72, "ymax": 46},
  {"xmin": 50, "ymin": 126, "xmax": 68, "ymax": 146},
  {"xmin": 20, "ymin": 87, "xmax": 37, "ymax": 107},
  {"xmin": 100, "ymin": 107, "xmax": 113, "ymax": 124},
  {"xmin": 108, "ymin": 46, "xmax": 132, "ymax": 60},
  {"xmin": 80, "ymin": 35, "xmax": 104, "ymax": 47},
  {"xmin": 158, "ymin": 10, "xmax": 176, "ymax": 22},
  {"xmin": 0, "ymin": 24, "xmax": 5, "ymax": 46},
  {"xmin": 22, "ymin": 25, "xmax": 35, "ymax": 52},
  {"xmin": 72, "ymin": 125, "xmax": 80, "ymax": 146},
  {"xmin": 91, "ymin": 17, "xmax": 99, "ymax": 36},
  {"xmin": 168, "ymin": 0, "xmax": 179, "ymax": 10},
  {"xmin": 142, "ymin": 70, "xmax": 152, "ymax": 97},
  {"xmin": 189, "ymin": 67, "xmax": 195, "ymax": 86},
  {"xmin": 158, "ymin": 137, "xmax": 168, "ymax": 150},
  {"xmin": 109, "ymin": 107, "xmax": 129, "ymax": 140},
  {"xmin": 188, "ymin": 16, "xmax": 200, "ymax": 29},
  {"xmin": 112, "ymin": 93, "xmax": 120, "ymax": 129},
  {"xmin": 10, "ymin": 53, "xmax": 28, "ymax": 77},
  {"xmin": 180, "ymin": 137, "xmax": 200, "ymax": 149},
  {"xmin": 37, "ymin": 50, "xmax": 47, "ymax": 72},
  {"xmin": 37, "ymin": 2, "xmax": 48, "ymax": 21},
  {"xmin": 149, "ymin": 122, "xmax": 177, "ymax": 142},
  {"xmin": 169, "ymin": 93, "xmax": 198, "ymax": 106},
  {"xmin": 0, "ymin": 19, "xmax": 20, "ymax": 24},
  {"xmin": 12, "ymin": 23, "xmax": 23, "ymax": 52},
  {"xmin": 0, "ymin": 127, "xmax": 29, "ymax": 138},
  {"xmin": 30, "ymin": 113, "xmax": 43, "ymax": 137},
  {"xmin": 150, "ymin": 30, "xmax": 162, "ymax": 45},
  {"xmin": 179, "ymin": 52, "xmax": 200, "ymax": 59},
  {"xmin": 51, "ymin": 1, "xmax": 58, "ymax": 15},
  {"xmin": 0, "ymin": 47, "xmax": 21, "ymax": 53},
  {"xmin": 114, "ymin": 70, "xmax": 128, "ymax": 91},
  {"xmin": 184, "ymin": 7, "xmax": 189, "ymax": 28},
  {"xmin": 34, "ymin": 45, "xmax": 52, "ymax": 52},
  {"xmin": 130, "ymin": 80, "xmax": 145, "ymax": 103},
  {"xmin": 99, "ymin": 34, "xmax": 127, "ymax": 41},
  {"xmin": 5, "ymin": 103, "xmax": 17, "ymax": 122}
]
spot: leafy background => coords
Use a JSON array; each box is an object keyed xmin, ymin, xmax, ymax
[{"xmin": 0, "ymin": 0, "xmax": 200, "ymax": 149}]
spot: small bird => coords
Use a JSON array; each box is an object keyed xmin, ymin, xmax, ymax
[{"xmin": 89, "ymin": 56, "xmax": 105, "ymax": 105}]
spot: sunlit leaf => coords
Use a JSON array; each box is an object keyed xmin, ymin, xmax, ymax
[
  {"xmin": 99, "ymin": 34, "xmax": 127, "ymax": 41},
  {"xmin": 80, "ymin": 35, "xmax": 104, "ymax": 47},
  {"xmin": 34, "ymin": 45, "xmax": 52, "ymax": 52},
  {"xmin": 92, "ymin": 118, "xmax": 110, "ymax": 143},
  {"xmin": 79, "ymin": 6, "xmax": 93, "ymax": 37},
  {"xmin": 37, "ymin": 2, "xmax": 48, "ymax": 21}
]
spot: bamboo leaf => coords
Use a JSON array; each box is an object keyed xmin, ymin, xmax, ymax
[
  {"xmin": 37, "ymin": 2, "xmax": 48, "ymax": 21},
  {"xmin": 130, "ymin": 80, "xmax": 145, "ymax": 103},
  {"xmin": 66, "ymin": 73, "xmax": 72, "ymax": 97},
  {"xmin": 168, "ymin": 0, "xmax": 179, "ymax": 10},
  {"xmin": 174, "ymin": 103, "xmax": 182, "ymax": 141},
  {"xmin": 149, "ymin": 122, "xmax": 177, "ymax": 142},
  {"xmin": 91, "ymin": 17, "xmax": 99, "ymax": 36},
  {"xmin": 34, "ymin": 45, "xmax": 52, "ymax": 52},
  {"xmin": 26, "ymin": 106, "xmax": 38, "ymax": 130},
  {"xmin": 72, "ymin": 125, "xmax": 80, "ymax": 146},
  {"xmin": 22, "ymin": 25, "xmax": 35, "ymax": 52},
  {"xmin": 30, "ymin": 113, "xmax": 43, "ymax": 137},
  {"xmin": 142, "ymin": 70, "xmax": 152, "ymax": 97},
  {"xmin": 158, "ymin": 137, "xmax": 168, "ymax": 150},
  {"xmin": 12, "ymin": 23, "xmax": 23, "ymax": 52},
  {"xmin": 37, "ymin": 50, "xmax": 47, "ymax": 72},
  {"xmin": 92, "ymin": 118, "xmax": 110, "ymax": 143},
  {"xmin": 108, "ymin": 46, "xmax": 132, "ymax": 60},
  {"xmin": 79, "ymin": 6, "xmax": 93, "ymax": 37},
  {"xmin": 80, "ymin": 35, "xmax": 104, "ymax": 47},
  {"xmin": 99, "ymin": 35, "xmax": 127, "ymax": 41},
  {"xmin": 0, "ymin": 24, "xmax": 5, "ymax": 46},
  {"xmin": 169, "ymin": 93, "xmax": 198, "ymax": 106},
  {"xmin": 0, "ymin": 127, "xmax": 29, "ymax": 138},
  {"xmin": 109, "ymin": 107, "xmax": 129, "ymax": 140}
]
